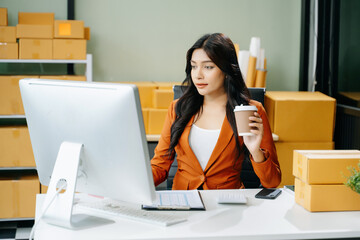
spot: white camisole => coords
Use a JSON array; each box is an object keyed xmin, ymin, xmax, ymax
[{"xmin": 188, "ymin": 124, "xmax": 221, "ymax": 171}]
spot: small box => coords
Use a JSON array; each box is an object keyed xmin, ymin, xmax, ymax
[
  {"xmin": 0, "ymin": 126, "xmax": 35, "ymax": 167},
  {"xmin": 148, "ymin": 109, "xmax": 167, "ymax": 134},
  {"xmin": 142, "ymin": 108, "xmax": 149, "ymax": 134},
  {"xmin": 53, "ymin": 39, "xmax": 86, "ymax": 59},
  {"xmin": 0, "ymin": 43, "xmax": 18, "ymax": 59},
  {"xmin": 275, "ymin": 141, "xmax": 334, "ymax": 187},
  {"xmin": 16, "ymin": 24, "xmax": 53, "ymax": 39},
  {"xmin": 0, "ymin": 8, "xmax": 8, "ymax": 26},
  {"xmin": 19, "ymin": 39, "xmax": 52, "ymax": 59},
  {"xmin": 0, "ymin": 175, "xmax": 40, "ymax": 218},
  {"xmin": 54, "ymin": 20, "xmax": 84, "ymax": 39},
  {"xmin": 18, "ymin": 12, "xmax": 54, "ymax": 25},
  {"xmin": 295, "ymin": 177, "xmax": 360, "ymax": 212},
  {"xmin": 0, "ymin": 75, "xmax": 40, "ymax": 114},
  {"xmin": 293, "ymin": 150, "xmax": 360, "ymax": 184},
  {"xmin": 264, "ymin": 91, "xmax": 336, "ymax": 142},
  {"xmin": 0, "ymin": 26, "xmax": 16, "ymax": 42},
  {"xmin": 84, "ymin": 27, "xmax": 90, "ymax": 40},
  {"xmin": 153, "ymin": 89, "xmax": 174, "ymax": 109}
]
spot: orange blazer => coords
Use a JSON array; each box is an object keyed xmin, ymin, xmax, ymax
[{"xmin": 151, "ymin": 100, "xmax": 281, "ymax": 190}]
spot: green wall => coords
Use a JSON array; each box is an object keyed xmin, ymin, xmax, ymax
[{"xmin": 1, "ymin": 0, "xmax": 301, "ymax": 91}]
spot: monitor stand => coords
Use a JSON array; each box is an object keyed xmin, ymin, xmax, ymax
[{"xmin": 41, "ymin": 142, "xmax": 112, "ymax": 229}]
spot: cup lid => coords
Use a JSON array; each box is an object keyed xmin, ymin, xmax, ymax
[{"xmin": 234, "ymin": 105, "xmax": 258, "ymax": 111}]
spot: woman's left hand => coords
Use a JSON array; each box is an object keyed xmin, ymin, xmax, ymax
[{"xmin": 243, "ymin": 111, "xmax": 265, "ymax": 162}]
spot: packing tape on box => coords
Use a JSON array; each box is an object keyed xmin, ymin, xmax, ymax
[
  {"xmin": 32, "ymin": 53, "xmax": 40, "ymax": 59},
  {"xmin": 59, "ymin": 23, "xmax": 71, "ymax": 36}
]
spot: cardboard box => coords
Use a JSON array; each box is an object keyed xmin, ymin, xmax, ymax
[
  {"xmin": 54, "ymin": 20, "xmax": 84, "ymax": 39},
  {"xmin": 0, "ymin": 43, "xmax": 18, "ymax": 59},
  {"xmin": 275, "ymin": 141, "xmax": 334, "ymax": 187},
  {"xmin": 18, "ymin": 12, "xmax": 54, "ymax": 25},
  {"xmin": 16, "ymin": 24, "xmax": 53, "ymax": 39},
  {"xmin": 19, "ymin": 39, "xmax": 52, "ymax": 59},
  {"xmin": 148, "ymin": 109, "xmax": 167, "ymax": 134},
  {"xmin": 293, "ymin": 150, "xmax": 360, "ymax": 184},
  {"xmin": 84, "ymin": 27, "xmax": 90, "ymax": 40},
  {"xmin": 53, "ymin": 39, "xmax": 86, "ymax": 60},
  {"xmin": 0, "ymin": 8, "xmax": 8, "ymax": 26},
  {"xmin": 0, "ymin": 75, "xmax": 39, "ymax": 114},
  {"xmin": 0, "ymin": 26, "xmax": 16, "ymax": 42},
  {"xmin": 39, "ymin": 75, "xmax": 86, "ymax": 81},
  {"xmin": 0, "ymin": 175, "xmax": 40, "ymax": 218},
  {"xmin": 264, "ymin": 91, "xmax": 336, "ymax": 142},
  {"xmin": 0, "ymin": 126, "xmax": 35, "ymax": 167},
  {"xmin": 142, "ymin": 108, "xmax": 149, "ymax": 134},
  {"xmin": 295, "ymin": 177, "xmax": 360, "ymax": 212},
  {"xmin": 153, "ymin": 89, "xmax": 174, "ymax": 109}
]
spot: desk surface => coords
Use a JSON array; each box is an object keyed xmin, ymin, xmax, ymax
[{"xmin": 34, "ymin": 189, "xmax": 360, "ymax": 240}]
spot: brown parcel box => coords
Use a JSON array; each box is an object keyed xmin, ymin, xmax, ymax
[
  {"xmin": 295, "ymin": 177, "xmax": 360, "ymax": 212},
  {"xmin": 17, "ymin": 12, "xmax": 54, "ymax": 39},
  {"xmin": 0, "ymin": 26, "xmax": 16, "ymax": 42},
  {"xmin": 275, "ymin": 141, "xmax": 334, "ymax": 187},
  {"xmin": 84, "ymin": 27, "xmax": 90, "ymax": 40},
  {"xmin": 0, "ymin": 8, "xmax": 8, "ymax": 26},
  {"xmin": 54, "ymin": 20, "xmax": 84, "ymax": 39},
  {"xmin": 16, "ymin": 24, "xmax": 53, "ymax": 39},
  {"xmin": 53, "ymin": 39, "xmax": 86, "ymax": 60},
  {"xmin": 153, "ymin": 89, "xmax": 174, "ymax": 109},
  {"xmin": 0, "ymin": 126, "xmax": 35, "ymax": 167},
  {"xmin": 148, "ymin": 109, "xmax": 167, "ymax": 135},
  {"xmin": 142, "ymin": 108, "xmax": 149, "ymax": 134},
  {"xmin": 0, "ymin": 75, "xmax": 40, "ymax": 114},
  {"xmin": 0, "ymin": 175, "xmax": 40, "ymax": 218},
  {"xmin": 264, "ymin": 91, "xmax": 336, "ymax": 142},
  {"xmin": 0, "ymin": 43, "xmax": 18, "ymax": 59},
  {"xmin": 19, "ymin": 39, "xmax": 52, "ymax": 59},
  {"xmin": 293, "ymin": 150, "xmax": 360, "ymax": 184}
]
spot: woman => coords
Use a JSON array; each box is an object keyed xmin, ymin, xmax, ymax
[{"xmin": 151, "ymin": 33, "xmax": 281, "ymax": 190}]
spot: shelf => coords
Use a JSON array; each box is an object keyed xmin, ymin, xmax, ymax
[
  {"xmin": 0, "ymin": 54, "xmax": 93, "ymax": 82},
  {"xmin": 0, "ymin": 167, "xmax": 37, "ymax": 171}
]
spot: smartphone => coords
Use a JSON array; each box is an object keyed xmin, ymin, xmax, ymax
[{"xmin": 255, "ymin": 188, "xmax": 282, "ymax": 199}]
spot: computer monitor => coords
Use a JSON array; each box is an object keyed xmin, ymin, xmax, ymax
[{"xmin": 19, "ymin": 79, "xmax": 156, "ymax": 228}]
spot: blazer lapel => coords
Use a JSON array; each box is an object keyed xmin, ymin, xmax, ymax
[{"xmin": 203, "ymin": 116, "xmax": 234, "ymax": 173}]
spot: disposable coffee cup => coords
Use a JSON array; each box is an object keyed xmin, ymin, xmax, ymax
[{"xmin": 234, "ymin": 105, "xmax": 258, "ymax": 136}]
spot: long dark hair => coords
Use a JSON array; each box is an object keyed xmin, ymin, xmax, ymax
[{"xmin": 168, "ymin": 33, "xmax": 251, "ymax": 162}]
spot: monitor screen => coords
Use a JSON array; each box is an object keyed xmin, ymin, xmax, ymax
[{"xmin": 20, "ymin": 79, "xmax": 156, "ymax": 206}]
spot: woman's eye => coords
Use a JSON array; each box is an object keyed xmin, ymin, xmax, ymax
[
  {"xmin": 191, "ymin": 65, "xmax": 196, "ymax": 69},
  {"xmin": 204, "ymin": 66, "xmax": 214, "ymax": 69}
]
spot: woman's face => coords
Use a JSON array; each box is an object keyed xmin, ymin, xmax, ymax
[{"xmin": 190, "ymin": 48, "xmax": 226, "ymax": 98}]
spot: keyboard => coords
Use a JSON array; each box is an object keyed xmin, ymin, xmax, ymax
[
  {"xmin": 77, "ymin": 199, "xmax": 187, "ymax": 227},
  {"xmin": 217, "ymin": 191, "xmax": 247, "ymax": 204}
]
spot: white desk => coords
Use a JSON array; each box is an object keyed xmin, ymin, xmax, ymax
[{"xmin": 34, "ymin": 189, "xmax": 360, "ymax": 240}]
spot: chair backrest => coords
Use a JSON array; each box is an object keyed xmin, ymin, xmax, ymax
[{"xmin": 168, "ymin": 85, "xmax": 265, "ymax": 189}]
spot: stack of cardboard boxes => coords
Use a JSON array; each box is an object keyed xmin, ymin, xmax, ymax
[
  {"xmin": 118, "ymin": 82, "xmax": 181, "ymax": 135},
  {"xmin": 0, "ymin": 9, "xmax": 90, "ymax": 60},
  {"xmin": 293, "ymin": 150, "xmax": 360, "ymax": 212},
  {"xmin": 264, "ymin": 91, "xmax": 336, "ymax": 187}
]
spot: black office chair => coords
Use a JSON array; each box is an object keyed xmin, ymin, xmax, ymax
[{"xmin": 167, "ymin": 85, "xmax": 265, "ymax": 189}]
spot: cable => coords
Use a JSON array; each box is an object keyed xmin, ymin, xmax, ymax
[{"xmin": 29, "ymin": 183, "xmax": 67, "ymax": 240}]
